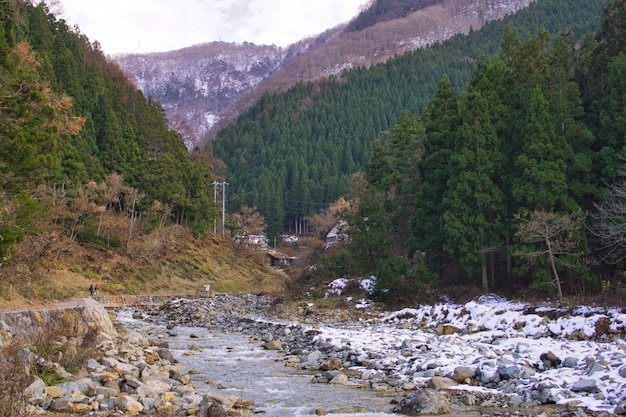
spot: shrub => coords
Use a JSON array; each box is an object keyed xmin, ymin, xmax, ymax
[{"xmin": 0, "ymin": 343, "xmax": 32, "ymax": 417}]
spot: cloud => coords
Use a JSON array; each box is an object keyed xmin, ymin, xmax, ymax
[{"xmin": 58, "ymin": 0, "xmax": 368, "ymax": 54}]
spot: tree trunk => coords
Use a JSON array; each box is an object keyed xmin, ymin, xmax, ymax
[
  {"xmin": 481, "ymin": 252, "xmax": 488, "ymax": 292},
  {"xmin": 546, "ymin": 237, "xmax": 564, "ymax": 304}
]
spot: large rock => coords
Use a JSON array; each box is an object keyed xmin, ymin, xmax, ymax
[
  {"xmin": 263, "ymin": 340, "xmax": 283, "ymax": 350},
  {"xmin": 320, "ymin": 357, "xmax": 342, "ymax": 371},
  {"xmin": 436, "ymin": 324, "xmax": 461, "ymax": 335},
  {"xmin": 427, "ymin": 376, "xmax": 458, "ymax": 390},
  {"xmin": 452, "ymin": 366, "xmax": 476, "ymax": 383},
  {"xmin": 0, "ymin": 298, "xmax": 116, "ymax": 340},
  {"xmin": 571, "ymin": 379, "xmax": 599, "ymax": 393},
  {"xmin": 540, "ymin": 351, "xmax": 561, "ymax": 368},
  {"xmin": 116, "ymin": 394, "xmax": 144, "ymax": 413},
  {"xmin": 393, "ymin": 388, "xmax": 452, "ymax": 415},
  {"xmin": 23, "ymin": 377, "xmax": 46, "ymax": 405}
]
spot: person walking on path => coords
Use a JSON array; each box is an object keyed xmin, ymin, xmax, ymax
[
  {"xmin": 89, "ymin": 284, "xmax": 94, "ymax": 296},
  {"xmin": 94, "ymin": 283, "xmax": 99, "ymax": 295}
]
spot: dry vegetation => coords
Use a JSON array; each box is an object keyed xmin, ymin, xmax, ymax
[{"xmin": 0, "ymin": 213, "xmax": 288, "ymax": 310}]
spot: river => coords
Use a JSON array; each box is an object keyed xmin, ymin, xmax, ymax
[{"xmin": 118, "ymin": 311, "xmax": 403, "ymax": 416}]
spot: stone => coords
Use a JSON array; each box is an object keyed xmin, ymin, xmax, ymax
[
  {"xmin": 145, "ymin": 379, "xmax": 171, "ymax": 394},
  {"xmin": 320, "ymin": 357, "xmax": 342, "ymax": 371},
  {"xmin": 452, "ymin": 366, "xmax": 476, "ymax": 383},
  {"xmin": 127, "ymin": 331, "xmax": 149, "ymax": 347},
  {"xmin": 48, "ymin": 398, "xmax": 72, "ymax": 412},
  {"xmin": 498, "ymin": 365, "xmax": 521, "ymax": 380},
  {"xmin": 207, "ymin": 402, "xmax": 228, "ymax": 417},
  {"xmin": 329, "ymin": 373, "xmax": 348, "ymax": 384},
  {"xmin": 436, "ymin": 324, "xmax": 461, "ymax": 335},
  {"xmin": 427, "ymin": 376, "xmax": 458, "ymax": 390},
  {"xmin": 306, "ymin": 350, "xmax": 323, "ymax": 363},
  {"xmin": 67, "ymin": 402, "xmax": 92, "ymax": 412},
  {"xmin": 393, "ymin": 388, "xmax": 452, "ymax": 415},
  {"xmin": 156, "ymin": 403, "xmax": 181, "ymax": 416},
  {"xmin": 478, "ymin": 362, "xmax": 500, "ymax": 384},
  {"xmin": 116, "ymin": 393, "xmax": 144, "ymax": 412},
  {"xmin": 23, "ymin": 377, "xmax": 46, "ymax": 403},
  {"xmin": 588, "ymin": 362, "xmax": 606, "ymax": 375},
  {"xmin": 162, "ymin": 391, "xmax": 178, "ymax": 402},
  {"xmin": 540, "ymin": 351, "xmax": 561, "ymax": 368},
  {"xmin": 56, "ymin": 381, "xmax": 90, "ymax": 395},
  {"xmin": 45, "ymin": 386, "xmax": 69, "ymax": 399},
  {"xmin": 86, "ymin": 358, "xmax": 104, "ymax": 371},
  {"xmin": 95, "ymin": 386, "xmax": 119, "ymax": 398},
  {"xmin": 263, "ymin": 340, "xmax": 283, "ymax": 350},
  {"xmin": 562, "ymin": 357, "xmax": 579, "ymax": 368},
  {"xmin": 571, "ymin": 379, "xmax": 599, "ymax": 393},
  {"xmin": 157, "ymin": 348, "xmax": 177, "ymax": 363}
]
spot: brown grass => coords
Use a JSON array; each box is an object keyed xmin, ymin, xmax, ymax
[{"xmin": 0, "ymin": 223, "xmax": 288, "ymax": 310}]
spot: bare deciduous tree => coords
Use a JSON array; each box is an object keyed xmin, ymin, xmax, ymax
[
  {"xmin": 591, "ymin": 182, "xmax": 626, "ymax": 263},
  {"xmin": 514, "ymin": 210, "xmax": 585, "ymax": 304},
  {"xmin": 233, "ymin": 205, "xmax": 266, "ymax": 237},
  {"xmin": 306, "ymin": 197, "xmax": 350, "ymax": 239},
  {"xmin": 95, "ymin": 173, "xmax": 123, "ymax": 236},
  {"xmin": 123, "ymin": 186, "xmax": 143, "ymax": 251}
]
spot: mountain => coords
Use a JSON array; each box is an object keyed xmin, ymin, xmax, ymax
[
  {"xmin": 209, "ymin": 0, "xmax": 605, "ymax": 238},
  {"xmin": 114, "ymin": 0, "xmax": 535, "ymax": 150},
  {"xmin": 114, "ymin": 43, "xmax": 285, "ymax": 150}
]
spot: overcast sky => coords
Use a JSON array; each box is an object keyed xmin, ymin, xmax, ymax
[{"xmin": 57, "ymin": 0, "xmax": 370, "ymax": 55}]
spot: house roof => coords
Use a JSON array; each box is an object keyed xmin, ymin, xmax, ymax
[{"xmin": 267, "ymin": 250, "xmax": 297, "ymax": 260}]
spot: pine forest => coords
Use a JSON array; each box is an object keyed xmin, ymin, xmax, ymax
[{"xmin": 3, "ymin": 0, "xmax": 626, "ymax": 304}]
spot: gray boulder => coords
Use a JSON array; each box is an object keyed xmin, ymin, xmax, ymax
[
  {"xmin": 452, "ymin": 366, "xmax": 476, "ymax": 383},
  {"xmin": 571, "ymin": 378, "xmax": 599, "ymax": 393},
  {"xmin": 393, "ymin": 388, "xmax": 452, "ymax": 415}
]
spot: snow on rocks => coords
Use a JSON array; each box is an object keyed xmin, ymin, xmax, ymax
[
  {"xmin": 142, "ymin": 293, "xmax": 625, "ymax": 415},
  {"xmin": 112, "ymin": 293, "xmax": 623, "ymax": 416}
]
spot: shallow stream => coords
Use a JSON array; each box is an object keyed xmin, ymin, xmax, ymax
[{"xmin": 119, "ymin": 312, "xmax": 402, "ymax": 416}]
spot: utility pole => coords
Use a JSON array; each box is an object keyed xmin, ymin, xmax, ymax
[
  {"xmin": 221, "ymin": 182, "xmax": 228, "ymax": 235},
  {"xmin": 212, "ymin": 181, "xmax": 227, "ymax": 235},
  {"xmin": 212, "ymin": 181, "xmax": 219, "ymax": 234}
]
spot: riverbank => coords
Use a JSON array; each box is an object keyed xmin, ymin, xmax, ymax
[
  {"xmin": 137, "ymin": 293, "xmax": 625, "ymax": 416},
  {"xmin": 2, "ymin": 293, "xmax": 625, "ymax": 416}
]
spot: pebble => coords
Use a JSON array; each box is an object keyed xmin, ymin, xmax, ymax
[{"xmin": 9, "ymin": 293, "xmax": 625, "ymax": 416}]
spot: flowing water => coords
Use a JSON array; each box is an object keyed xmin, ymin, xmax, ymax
[{"xmin": 119, "ymin": 312, "xmax": 402, "ymax": 416}]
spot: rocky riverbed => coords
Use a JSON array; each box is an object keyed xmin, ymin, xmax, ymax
[
  {"xmin": 135, "ymin": 293, "xmax": 626, "ymax": 416},
  {"xmin": 4, "ymin": 293, "xmax": 626, "ymax": 416}
]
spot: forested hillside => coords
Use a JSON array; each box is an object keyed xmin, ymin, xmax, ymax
[
  {"xmin": 0, "ymin": 1, "xmax": 280, "ymax": 303},
  {"xmin": 0, "ymin": 0, "xmax": 219, "ymax": 244},
  {"xmin": 314, "ymin": 0, "xmax": 626, "ymax": 304},
  {"xmin": 211, "ymin": 0, "xmax": 606, "ymax": 239}
]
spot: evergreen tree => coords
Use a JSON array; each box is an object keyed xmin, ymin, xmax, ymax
[
  {"xmin": 409, "ymin": 75, "xmax": 460, "ymax": 268},
  {"xmin": 387, "ymin": 110, "xmax": 423, "ymax": 253},
  {"xmin": 442, "ymin": 90, "xmax": 505, "ymax": 291},
  {"xmin": 512, "ymin": 87, "xmax": 574, "ymax": 212}
]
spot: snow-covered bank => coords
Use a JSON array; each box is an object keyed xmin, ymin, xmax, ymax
[
  {"xmin": 312, "ymin": 294, "xmax": 626, "ymax": 413},
  {"xmin": 142, "ymin": 293, "xmax": 626, "ymax": 415}
]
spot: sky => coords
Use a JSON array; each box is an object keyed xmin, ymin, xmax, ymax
[{"xmin": 57, "ymin": 0, "xmax": 370, "ymax": 55}]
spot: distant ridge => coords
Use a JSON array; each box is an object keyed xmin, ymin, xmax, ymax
[{"xmin": 115, "ymin": 0, "xmax": 535, "ymax": 149}]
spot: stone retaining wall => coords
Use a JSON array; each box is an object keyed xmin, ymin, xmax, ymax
[{"xmin": 0, "ymin": 297, "xmax": 116, "ymax": 342}]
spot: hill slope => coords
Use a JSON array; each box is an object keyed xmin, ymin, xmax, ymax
[
  {"xmin": 210, "ymin": 0, "xmax": 606, "ymax": 238},
  {"xmin": 115, "ymin": 0, "xmax": 536, "ymax": 149}
]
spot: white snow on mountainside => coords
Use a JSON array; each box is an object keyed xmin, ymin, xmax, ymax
[{"xmin": 114, "ymin": 0, "xmax": 535, "ymax": 151}]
